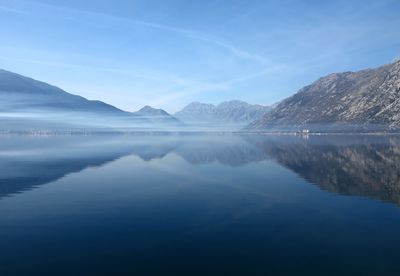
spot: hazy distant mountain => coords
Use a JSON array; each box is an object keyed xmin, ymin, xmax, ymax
[
  {"xmin": 246, "ymin": 60, "xmax": 400, "ymax": 132},
  {"xmin": 175, "ymin": 102, "xmax": 216, "ymax": 122},
  {"xmin": 175, "ymin": 100, "xmax": 271, "ymax": 125},
  {"xmin": 132, "ymin": 105, "xmax": 181, "ymax": 125},
  {"xmin": 0, "ymin": 69, "xmax": 128, "ymax": 115},
  {"xmin": 0, "ymin": 69, "xmax": 151, "ymax": 128}
]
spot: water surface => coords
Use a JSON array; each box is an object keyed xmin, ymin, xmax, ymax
[{"xmin": 1, "ymin": 134, "xmax": 400, "ymax": 275}]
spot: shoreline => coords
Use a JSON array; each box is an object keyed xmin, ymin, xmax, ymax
[{"xmin": 1, "ymin": 129, "xmax": 400, "ymax": 136}]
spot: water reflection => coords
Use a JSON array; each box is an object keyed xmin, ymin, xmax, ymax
[
  {"xmin": 0, "ymin": 134, "xmax": 399, "ymax": 205},
  {"xmin": 244, "ymin": 135, "xmax": 400, "ymax": 205},
  {"xmin": 2, "ymin": 134, "xmax": 400, "ymax": 275}
]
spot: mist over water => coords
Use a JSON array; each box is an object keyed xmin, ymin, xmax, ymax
[{"xmin": 1, "ymin": 134, "xmax": 400, "ymax": 275}]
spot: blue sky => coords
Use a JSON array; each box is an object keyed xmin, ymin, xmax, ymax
[{"xmin": 0, "ymin": 0, "xmax": 399, "ymax": 112}]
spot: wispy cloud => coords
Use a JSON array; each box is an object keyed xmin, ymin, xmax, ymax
[
  {"xmin": 0, "ymin": 4, "xmax": 30, "ymax": 15},
  {"xmin": 0, "ymin": 49, "xmax": 194, "ymax": 87},
  {"xmin": 148, "ymin": 65, "xmax": 287, "ymax": 108},
  {"xmin": 5, "ymin": 0, "xmax": 270, "ymax": 65},
  {"xmin": 0, "ymin": 47, "xmax": 281, "ymax": 111},
  {"xmin": 0, "ymin": 0, "xmax": 284, "ymax": 111},
  {"xmin": 4, "ymin": 0, "xmax": 395, "ymax": 112}
]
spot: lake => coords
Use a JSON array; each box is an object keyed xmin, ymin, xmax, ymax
[{"xmin": 1, "ymin": 134, "xmax": 400, "ymax": 275}]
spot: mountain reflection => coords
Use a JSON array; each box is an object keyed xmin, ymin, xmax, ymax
[
  {"xmin": 0, "ymin": 134, "xmax": 399, "ymax": 205},
  {"xmin": 244, "ymin": 135, "xmax": 400, "ymax": 205}
]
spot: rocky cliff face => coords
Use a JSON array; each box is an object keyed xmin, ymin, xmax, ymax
[
  {"xmin": 175, "ymin": 100, "xmax": 270, "ymax": 125},
  {"xmin": 246, "ymin": 60, "xmax": 400, "ymax": 131}
]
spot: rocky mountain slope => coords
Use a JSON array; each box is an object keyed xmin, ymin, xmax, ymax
[
  {"xmin": 175, "ymin": 100, "xmax": 270, "ymax": 125},
  {"xmin": 246, "ymin": 60, "xmax": 400, "ymax": 131},
  {"xmin": 174, "ymin": 102, "xmax": 216, "ymax": 122}
]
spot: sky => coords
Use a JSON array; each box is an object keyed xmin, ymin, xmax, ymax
[{"xmin": 0, "ymin": 0, "xmax": 399, "ymax": 113}]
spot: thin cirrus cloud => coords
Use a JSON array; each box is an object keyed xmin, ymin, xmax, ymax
[
  {"xmin": 0, "ymin": 0, "xmax": 399, "ymax": 112},
  {"xmin": 0, "ymin": 0, "xmax": 272, "ymax": 65},
  {"xmin": 0, "ymin": 44, "xmax": 280, "ymax": 111},
  {"xmin": 0, "ymin": 0, "xmax": 281, "ymax": 111},
  {"xmin": 147, "ymin": 66, "xmax": 286, "ymax": 107},
  {"xmin": 0, "ymin": 1, "xmax": 284, "ymax": 111}
]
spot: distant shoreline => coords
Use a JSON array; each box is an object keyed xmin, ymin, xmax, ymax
[{"xmin": 1, "ymin": 129, "xmax": 400, "ymax": 136}]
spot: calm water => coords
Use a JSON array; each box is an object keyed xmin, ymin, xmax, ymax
[{"xmin": 1, "ymin": 134, "xmax": 400, "ymax": 275}]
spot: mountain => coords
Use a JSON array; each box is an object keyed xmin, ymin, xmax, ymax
[
  {"xmin": 174, "ymin": 102, "xmax": 216, "ymax": 122},
  {"xmin": 0, "ymin": 69, "xmax": 128, "ymax": 115},
  {"xmin": 132, "ymin": 105, "xmax": 181, "ymax": 125},
  {"xmin": 175, "ymin": 100, "xmax": 271, "ymax": 125},
  {"xmin": 246, "ymin": 60, "xmax": 400, "ymax": 132},
  {"xmin": 0, "ymin": 69, "xmax": 151, "ymax": 128}
]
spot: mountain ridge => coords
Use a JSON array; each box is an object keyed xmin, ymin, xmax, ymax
[
  {"xmin": 0, "ymin": 69, "xmax": 154, "ymax": 129},
  {"xmin": 0, "ymin": 69, "xmax": 129, "ymax": 115},
  {"xmin": 246, "ymin": 60, "xmax": 400, "ymax": 131},
  {"xmin": 132, "ymin": 105, "xmax": 181, "ymax": 125},
  {"xmin": 175, "ymin": 100, "xmax": 271, "ymax": 125}
]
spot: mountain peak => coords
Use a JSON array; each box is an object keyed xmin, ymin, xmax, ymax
[
  {"xmin": 217, "ymin": 100, "xmax": 250, "ymax": 108},
  {"xmin": 135, "ymin": 105, "xmax": 169, "ymax": 116},
  {"xmin": 132, "ymin": 105, "xmax": 180, "ymax": 125},
  {"xmin": 185, "ymin": 102, "xmax": 216, "ymax": 109}
]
